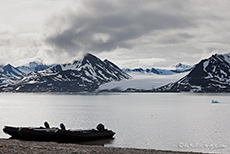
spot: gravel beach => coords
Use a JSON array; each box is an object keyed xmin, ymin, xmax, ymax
[{"xmin": 0, "ymin": 139, "xmax": 208, "ymax": 154}]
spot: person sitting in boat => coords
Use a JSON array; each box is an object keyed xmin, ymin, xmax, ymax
[
  {"xmin": 60, "ymin": 123, "xmax": 66, "ymax": 130},
  {"xmin": 96, "ymin": 123, "xmax": 105, "ymax": 131},
  {"xmin": 44, "ymin": 121, "xmax": 50, "ymax": 128}
]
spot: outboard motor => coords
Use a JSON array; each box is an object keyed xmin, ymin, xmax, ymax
[
  {"xmin": 96, "ymin": 123, "xmax": 105, "ymax": 131},
  {"xmin": 60, "ymin": 123, "xmax": 66, "ymax": 130},
  {"xmin": 44, "ymin": 121, "xmax": 50, "ymax": 128}
]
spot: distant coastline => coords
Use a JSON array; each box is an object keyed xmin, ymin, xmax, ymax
[{"xmin": 1, "ymin": 53, "xmax": 230, "ymax": 93}]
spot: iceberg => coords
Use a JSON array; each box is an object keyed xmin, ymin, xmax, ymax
[{"xmin": 211, "ymin": 100, "xmax": 220, "ymax": 103}]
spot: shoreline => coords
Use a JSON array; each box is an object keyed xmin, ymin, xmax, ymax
[{"xmin": 0, "ymin": 139, "xmax": 208, "ymax": 154}]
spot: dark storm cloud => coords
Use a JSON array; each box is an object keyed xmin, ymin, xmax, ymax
[{"xmin": 44, "ymin": 0, "xmax": 196, "ymax": 54}]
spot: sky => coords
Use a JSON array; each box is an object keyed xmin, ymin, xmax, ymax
[{"xmin": 1, "ymin": 0, "xmax": 230, "ymax": 68}]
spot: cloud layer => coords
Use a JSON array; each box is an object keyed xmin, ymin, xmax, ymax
[
  {"xmin": 44, "ymin": 0, "xmax": 195, "ymax": 53},
  {"xmin": 1, "ymin": 0, "xmax": 230, "ymax": 68}
]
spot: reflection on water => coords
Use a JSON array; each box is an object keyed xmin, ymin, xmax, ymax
[{"xmin": 0, "ymin": 93, "xmax": 230, "ymax": 153}]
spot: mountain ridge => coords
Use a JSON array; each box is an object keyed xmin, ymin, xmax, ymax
[
  {"xmin": 123, "ymin": 63, "xmax": 194, "ymax": 75},
  {"xmin": 2, "ymin": 53, "xmax": 131, "ymax": 92},
  {"xmin": 1, "ymin": 53, "xmax": 230, "ymax": 93},
  {"xmin": 17, "ymin": 60, "xmax": 54, "ymax": 75},
  {"xmin": 156, "ymin": 53, "xmax": 230, "ymax": 92},
  {"xmin": 0, "ymin": 64, "xmax": 25, "ymax": 85}
]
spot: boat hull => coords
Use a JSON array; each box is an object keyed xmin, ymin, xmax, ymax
[
  {"xmin": 3, "ymin": 125, "xmax": 115, "ymax": 143},
  {"xmin": 57, "ymin": 129, "xmax": 115, "ymax": 142},
  {"xmin": 3, "ymin": 126, "xmax": 21, "ymax": 139},
  {"xmin": 19, "ymin": 128, "xmax": 58, "ymax": 141}
]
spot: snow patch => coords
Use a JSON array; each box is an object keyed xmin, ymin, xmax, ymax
[
  {"xmin": 203, "ymin": 61, "xmax": 209, "ymax": 72},
  {"xmin": 223, "ymin": 54, "xmax": 230, "ymax": 63}
]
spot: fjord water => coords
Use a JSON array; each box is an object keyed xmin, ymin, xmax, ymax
[{"xmin": 0, "ymin": 93, "xmax": 229, "ymax": 153}]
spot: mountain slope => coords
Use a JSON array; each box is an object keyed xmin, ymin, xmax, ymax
[
  {"xmin": 0, "ymin": 64, "xmax": 25, "ymax": 85},
  {"xmin": 17, "ymin": 60, "xmax": 53, "ymax": 74},
  {"xmin": 157, "ymin": 53, "xmax": 230, "ymax": 92},
  {"xmin": 4, "ymin": 53, "xmax": 131, "ymax": 92}
]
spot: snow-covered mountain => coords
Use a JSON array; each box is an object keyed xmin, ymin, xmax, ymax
[
  {"xmin": 173, "ymin": 63, "xmax": 192, "ymax": 69},
  {"xmin": 157, "ymin": 53, "xmax": 230, "ymax": 92},
  {"xmin": 2, "ymin": 53, "xmax": 230, "ymax": 93},
  {"xmin": 0, "ymin": 60, "xmax": 53, "ymax": 88},
  {"xmin": 3, "ymin": 53, "xmax": 131, "ymax": 92},
  {"xmin": 17, "ymin": 60, "xmax": 54, "ymax": 74},
  {"xmin": 0, "ymin": 64, "xmax": 25, "ymax": 85},
  {"xmin": 123, "ymin": 63, "xmax": 194, "ymax": 75}
]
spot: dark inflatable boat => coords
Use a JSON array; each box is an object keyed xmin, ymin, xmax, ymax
[
  {"xmin": 3, "ymin": 122, "xmax": 115, "ymax": 142},
  {"xmin": 57, "ymin": 123, "xmax": 115, "ymax": 142}
]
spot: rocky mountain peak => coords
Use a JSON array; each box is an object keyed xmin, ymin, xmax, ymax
[
  {"xmin": 157, "ymin": 53, "xmax": 230, "ymax": 92},
  {"xmin": 3, "ymin": 53, "xmax": 130, "ymax": 92}
]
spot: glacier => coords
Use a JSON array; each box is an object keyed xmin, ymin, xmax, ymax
[{"xmin": 98, "ymin": 71, "xmax": 189, "ymax": 91}]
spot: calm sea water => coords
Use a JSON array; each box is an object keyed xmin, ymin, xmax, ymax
[{"xmin": 0, "ymin": 92, "xmax": 229, "ymax": 153}]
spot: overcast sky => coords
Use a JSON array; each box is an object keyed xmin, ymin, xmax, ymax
[{"xmin": 1, "ymin": 0, "xmax": 230, "ymax": 68}]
